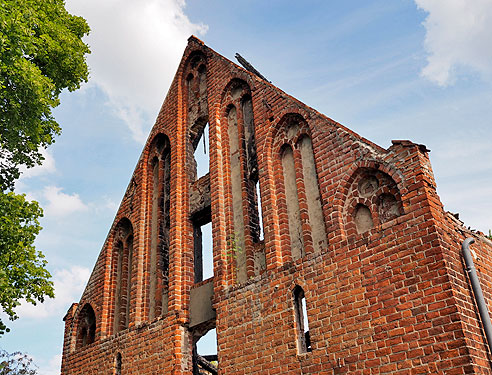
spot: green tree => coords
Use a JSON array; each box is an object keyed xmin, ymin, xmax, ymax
[
  {"xmin": 0, "ymin": 193, "xmax": 53, "ymax": 334},
  {"xmin": 0, "ymin": 349, "xmax": 37, "ymax": 375},
  {"xmin": 1, "ymin": 0, "xmax": 90, "ymax": 190},
  {"xmin": 0, "ymin": 0, "xmax": 90, "ymax": 333}
]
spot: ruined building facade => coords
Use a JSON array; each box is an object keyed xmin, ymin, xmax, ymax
[{"xmin": 61, "ymin": 37, "xmax": 492, "ymax": 374}]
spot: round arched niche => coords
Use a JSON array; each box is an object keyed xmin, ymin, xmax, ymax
[
  {"xmin": 343, "ymin": 167, "xmax": 403, "ymax": 236},
  {"xmin": 76, "ymin": 303, "xmax": 96, "ymax": 349}
]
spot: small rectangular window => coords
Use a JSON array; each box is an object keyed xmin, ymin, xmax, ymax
[{"xmin": 293, "ymin": 286, "xmax": 311, "ymax": 353}]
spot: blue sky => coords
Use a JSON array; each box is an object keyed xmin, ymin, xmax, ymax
[{"xmin": 2, "ymin": 1, "xmax": 492, "ymax": 373}]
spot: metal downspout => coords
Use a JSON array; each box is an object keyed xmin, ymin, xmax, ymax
[{"xmin": 462, "ymin": 237, "xmax": 492, "ymax": 355}]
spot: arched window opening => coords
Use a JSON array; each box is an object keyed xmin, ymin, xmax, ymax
[
  {"xmin": 113, "ymin": 219, "xmax": 133, "ymax": 334},
  {"xmin": 227, "ymin": 105, "xmax": 247, "ymax": 282},
  {"xmin": 149, "ymin": 135, "xmax": 171, "ymax": 319},
  {"xmin": 241, "ymin": 95, "xmax": 263, "ymax": 244},
  {"xmin": 76, "ymin": 304, "xmax": 96, "ymax": 349},
  {"xmin": 281, "ymin": 145, "xmax": 304, "ymax": 259},
  {"xmin": 354, "ymin": 204, "xmax": 373, "ymax": 234},
  {"xmin": 293, "ymin": 286, "xmax": 311, "ymax": 353},
  {"xmin": 123, "ymin": 236, "xmax": 133, "ymax": 329}
]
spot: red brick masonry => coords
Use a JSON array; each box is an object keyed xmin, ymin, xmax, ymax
[{"xmin": 61, "ymin": 36, "xmax": 492, "ymax": 374}]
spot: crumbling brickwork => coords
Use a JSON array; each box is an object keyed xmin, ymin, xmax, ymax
[{"xmin": 61, "ymin": 37, "xmax": 492, "ymax": 374}]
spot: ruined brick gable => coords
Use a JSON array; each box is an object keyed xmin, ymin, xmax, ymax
[{"xmin": 61, "ymin": 36, "xmax": 492, "ymax": 374}]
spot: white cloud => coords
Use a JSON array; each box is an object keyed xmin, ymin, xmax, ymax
[
  {"xmin": 15, "ymin": 148, "xmax": 57, "ymax": 192},
  {"xmin": 416, "ymin": 0, "xmax": 492, "ymax": 85},
  {"xmin": 19, "ymin": 148, "xmax": 57, "ymax": 179},
  {"xmin": 66, "ymin": 0, "xmax": 208, "ymax": 143},
  {"xmin": 43, "ymin": 186, "xmax": 88, "ymax": 217},
  {"xmin": 32, "ymin": 353, "xmax": 62, "ymax": 375},
  {"xmin": 16, "ymin": 266, "xmax": 91, "ymax": 320}
]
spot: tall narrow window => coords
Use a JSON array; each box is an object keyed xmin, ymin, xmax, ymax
[
  {"xmin": 194, "ymin": 122, "xmax": 209, "ymax": 180},
  {"xmin": 241, "ymin": 95, "xmax": 263, "ymax": 244},
  {"xmin": 293, "ymin": 286, "xmax": 311, "ymax": 353},
  {"xmin": 281, "ymin": 145, "xmax": 304, "ymax": 259},
  {"xmin": 255, "ymin": 181, "xmax": 264, "ymax": 241},
  {"xmin": 223, "ymin": 81, "xmax": 265, "ymax": 282},
  {"xmin": 113, "ymin": 219, "xmax": 133, "ymax": 333},
  {"xmin": 115, "ymin": 352, "xmax": 122, "ymax": 375},
  {"xmin": 193, "ymin": 212, "xmax": 213, "ymax": 283},
  {"xmin": 201, "ymin": 221, "xmax": 214, "ymax": 280},
  {"xmin": 149, "ymin": 135, "xmax": 171, "ymax": 319},
  {"xmin": 227, "ymin": 105, "xmax": 246, "ymax": 282},
  {"xmin": 149, "ymin": 158, "xmax": 159, "ymax": 319}
]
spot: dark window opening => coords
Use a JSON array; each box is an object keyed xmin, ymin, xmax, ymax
[
  {"xmin": 149, "ymin": 136, "xmax": 171, "ymax": 319},
  {"xmin": 115, "ymin": 352, "xmax": 122, "ymax": 375},
  {"xmin": 293, "ymin": 286, "xmax": 311, "ymax": 353},
  {"xmin": 241, "ymin": 95, "xmax": 263, "ymax": 244}
]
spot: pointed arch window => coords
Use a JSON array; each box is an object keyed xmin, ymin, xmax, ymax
[
  {"xmin": 148, "ymin": 135, "xmax": 171, "ymax": 319},
  {"xmin": 113, "ymin": 219, "xmax": 133, "ymax": 333},
  {"xmin": 275, "ymin": 114, "xmax": 327, "ymax": 261},
  {"xmin": 223, "ymin": 80, "xmax": 265, "ymax": 283}
]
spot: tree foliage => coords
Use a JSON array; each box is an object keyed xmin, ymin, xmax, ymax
[
  {"xmin": 0, "ymin": 0, "xmax": 90, "ymax": 334},
  {"xmin": 0, "ymin": 350, "xmax": 37, "ymax": 375},
  {"xmin": 0, "ymin": 192, "xmax": 54, "ymax": 334},
  {"xmin": 0, "ymin": 0, "xmax": 90, "ymax": 190}
]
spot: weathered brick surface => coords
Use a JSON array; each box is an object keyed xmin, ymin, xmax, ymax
[{"xmin": 61, "ymin": 36, "xmax": 492, "ymax": 374}]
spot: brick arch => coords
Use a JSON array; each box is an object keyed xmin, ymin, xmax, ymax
[
  {"xmin": 75, "ymin": 302, "xmax": 96, "ymax": 350},
  {"xmin": 182, "ymin": 49, "xmax": 207, "ymax": 73},
  {"xmin": 264, "ymin": 108, "xmax": 313, "ymax": 157},
  {"xmin": 145, "ymin": 132, "xmax": 171, "ymax": 161},
  {"xmin": 263, "ymin": 112, "xmax": 313, "ymax": 268},
  {"xmin": 336, "ymin": 163, "xmax": 404, "ymax": 238},
  {"xmin": 269, "ymin": 113, "xmax": 328, "ymax": 262},
  {"xmin": 145, "ymin": 133, "xmax": 172, "ymax": 320},
  {"xmin": 110, "ymin": 217, "xmax": 134, "ymax": 334},
  {"xmin": 219, "ymin": 78, "xmax": 252, "ymax": 108},
  {"xmin": 219, "ymin": 77, "xmax": 265, "ymax": 284}
]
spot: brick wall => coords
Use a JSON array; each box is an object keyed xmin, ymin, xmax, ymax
[{"xmin": 61, "ymin": 36, "xmax": 492, "ymax": 375}]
